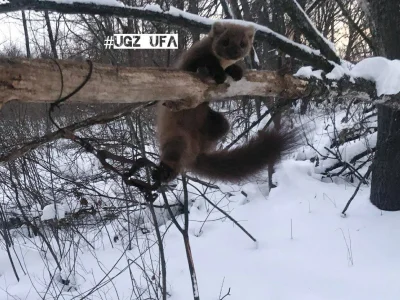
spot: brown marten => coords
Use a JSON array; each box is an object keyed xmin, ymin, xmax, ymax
[{"xmin": 152, "ymin": 22, "xmax": 299, "ymax": 183}]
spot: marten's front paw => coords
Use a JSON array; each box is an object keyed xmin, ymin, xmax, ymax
[
  {"xmin": 213, "ymin": 72, "xmax": 227, "ymax": 84},
  {"xmin": 225, "ymin": 64, "xmax": 243, "ymax": 81}
]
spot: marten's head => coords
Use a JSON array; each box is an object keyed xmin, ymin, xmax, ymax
[{"xmin": 210, "ymin": 22, "xmax": 255, "ymax": 61}]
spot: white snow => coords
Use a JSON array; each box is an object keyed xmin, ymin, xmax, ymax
[
  {"xmin": 1, "ymin": 107, "xmax": 397, "ymax": 300},
  {"xmin": 314, "ymin": 132, "xmax": 377, "ymax": 175},
  {"xmin": 294, "ymin": 66, "xmax": 323, "ymax": 79},
  {"xmin": 253, "ymin": 49, "xmax": 260, "ymax": 66},
  {"xmin": 351, "ymin": 57, "xmax": 400, "ymax": 96},
  {"xmin": 295, "ymin": 57, "xmax": 400, "ymax": 97},
  {"xmin": 325, "ymin": 62, "xmax": 350, "ymax": 80},
  {"xmin": 3, "ymin": 159, "xmax": 397, "ymax": 300},
  {"xmin": 135, "ymin": 4, "xmax": 214, "ymax": 25},
  {"xmin": 41, "ymin": 204, "xmax": 66, "ymax": 221}
]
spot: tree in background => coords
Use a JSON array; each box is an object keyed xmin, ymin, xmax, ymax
[{"xmin": 364, "ymin": 0, "xmax": 400, "ymax": 210}]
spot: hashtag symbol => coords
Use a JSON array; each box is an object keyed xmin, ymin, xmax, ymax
[{"xmin": 104, "ymin": 36, "xmax": 114, "ymax": 49}]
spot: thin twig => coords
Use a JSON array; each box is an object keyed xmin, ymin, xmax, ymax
[
  {"xmin": 342, "ymin": 165, "xmax": 372, "ymax": 216},
  {"xmin": 190, "ymin": 184, "xmax": 257, "ymax": 243}
]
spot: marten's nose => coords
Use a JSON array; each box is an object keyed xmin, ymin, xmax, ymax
[{"xmin": 227, "ymin": 47, "xmax": 240, "ymax": 59}]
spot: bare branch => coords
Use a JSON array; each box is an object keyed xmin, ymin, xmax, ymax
[
  {"xmin": 333, "ymin": 0, "xmax": 376, "ymax": 54},
  {"xmin": 306, "ymin": 0, "xmax": 323, "ymax": 14},
  {"xmin": 281, "ymin": 0, "xmax": 341, "ymax": 64},
  {"xmin": 0, "ymin": 1, "xmax": 333, "ymax": 71},
  {"xmin": 342, "ymin": 164, "xmax": 372, "ymax": 215},
  {"xmin": 0, "ymin": 103, "xmax": 142, "ymax": 164}
]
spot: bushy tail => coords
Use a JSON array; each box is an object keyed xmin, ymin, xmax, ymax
[{"xmin": 193, "ymin": 128, "xmax": 301, "ymax": 183}]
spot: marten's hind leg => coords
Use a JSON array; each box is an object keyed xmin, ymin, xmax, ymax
[
  {"xmin": 153, "ymin": 136, "xmax": 187, "ymax": 182},
  {"xmin": 200, "ymin": 108, "xmax": 230, "ymax": 141}
]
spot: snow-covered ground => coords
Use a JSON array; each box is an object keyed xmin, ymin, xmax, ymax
[
  {"xmin": 165, "ymin": 162, "xmax": 400, "ymax": 300},
  {"xmin": 0, "ymin": 105, "xmax": 398, "ymax": 300},
  {"xmin": 2, "ymin": 157, "xmax": 399, "ymax": 300}
]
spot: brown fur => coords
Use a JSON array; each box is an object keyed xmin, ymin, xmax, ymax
[
  {"xmin": 176, "ymin": 22, "xmax": 254, "ymax": 83},
  {"xmin": 194, "ymin": 130, "xmax": 300, "ymax": 182},
  {"xmin": 153, "ymin": 22, "xmax": 298, "ymax": 183}
]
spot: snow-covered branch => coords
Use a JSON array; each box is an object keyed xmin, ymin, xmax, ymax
[{"xmin": 1, "ymin": 0, "xmax": 334, "ymax": 71}]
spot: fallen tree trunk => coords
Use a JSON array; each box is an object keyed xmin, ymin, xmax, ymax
[
  {"xmin": 0, "ymin": 57, "xmax": 308, "ymax": 110},
  {"xmin": 0, "ymin": 57, "xmax": 395, "ymax": 111}
]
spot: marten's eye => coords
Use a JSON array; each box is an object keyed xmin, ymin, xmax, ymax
[
  {"xmin": 240, "ymin": 41, "xmax": 247, "ymax": 48},
  {"xmin": 222, "ymin": 39, "xmax": 229, "ymax": 47}
]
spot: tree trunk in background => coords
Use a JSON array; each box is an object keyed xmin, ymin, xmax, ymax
[
  {"xmin": 44, "ymin": 11, "xmax": 58, "ymax": 59},
  {"xmin": 370, "ymin": 103, "xmax": 400, "ymax": 210},
  {"xmin": 293, "ymin": 0, "xmax": 309, "ymax": 114},
  {"xmin": 227, "ymin": 0, "xmax": 243, "ymax": 19},
  {"xmin": 21, "ymin": 11, "xmax": 31, "ymax": 58},
  {"xmin": 174, "ymin": 0, "xmax": 185, "ymax": 57},
  {"xmin": 365, "ymin": 0, "xmax": 400, "ymax": 59},
  {"xmin": 367, "ymin": 0, "xmax": 400, "ymax": 210},
  {"xmin": 266, "ymin": 0, "xmax": 286, "ymax": 189}
]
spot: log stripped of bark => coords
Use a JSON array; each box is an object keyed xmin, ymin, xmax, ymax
[{"xmin": 0, "ymin": 58, "xmax": 309, "ymax": 110}]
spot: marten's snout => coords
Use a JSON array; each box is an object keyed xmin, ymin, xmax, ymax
[{"xmin": 226, "ymin": 47, "xmax": 241, "ymax": 59}]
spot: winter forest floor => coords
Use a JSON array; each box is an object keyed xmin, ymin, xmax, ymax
[{"xmin": 1, "ymin": 105, "xmax": 399, "ymax": 300}]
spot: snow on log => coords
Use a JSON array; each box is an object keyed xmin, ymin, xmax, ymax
[{"xmin": 41, "ymin": 204, "xmax": 66, "ymax": 221}]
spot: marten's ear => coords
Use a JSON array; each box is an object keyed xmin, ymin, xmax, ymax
[
  {"xmin": 212, "ymin": 22, "xmax": 226, "ymax": 36},
  {"xmin": 246, "ymin": 25, "xmax": 255, "ymax": 40}
]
